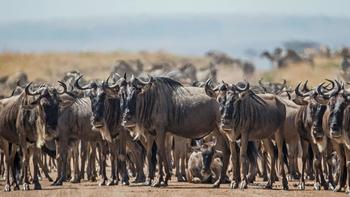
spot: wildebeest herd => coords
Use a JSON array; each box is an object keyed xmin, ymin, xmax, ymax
[{"xmin": 1, "ymin": 65, "xmax": 350, "ymax": 195}]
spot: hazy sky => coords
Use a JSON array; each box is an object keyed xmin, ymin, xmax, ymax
[{"xmin": 1, "ymin": 0, "xmax": 349, "ymax": 22}]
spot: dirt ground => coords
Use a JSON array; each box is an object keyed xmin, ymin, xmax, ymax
[{"xmin": 0, "ymin": 175, "xmax": 345, "ymax": 197}]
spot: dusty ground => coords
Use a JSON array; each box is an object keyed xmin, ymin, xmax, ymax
[{"xmin": 0, "ymin": 175, "xmax": 345, "ymax": 197}]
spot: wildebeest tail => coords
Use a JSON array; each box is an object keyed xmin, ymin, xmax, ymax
[{"xmin": 247, "ymin": 141, "xmax": 259, "ymax": 162}]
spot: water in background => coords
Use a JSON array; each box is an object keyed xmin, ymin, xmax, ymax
[{"xmin": 0, "ymin": 14, "xmax": 349, "ymax": 69}]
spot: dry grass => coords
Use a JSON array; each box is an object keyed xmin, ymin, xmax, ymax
[{"xmin": 0, "ymin": 51, "xmax": 343, "ymax": 86}]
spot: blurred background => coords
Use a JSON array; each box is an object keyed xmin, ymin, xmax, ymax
[{"xmin": 0, "ymin": 0, "xmax": 349, "ymax": 94}]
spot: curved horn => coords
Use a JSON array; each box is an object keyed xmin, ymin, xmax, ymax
[
  {"xmin": 295, "ymin": 82, "xmax": 310, "ymax": 97},
  {"xmin": 325, "ymin": 79, "xmax": 335, "ymax": 91},
  {"xmin": 25, "ymin": 82, "xmax": 41, "ymax": 96},
  {"xmin": 329, "ymin": 80, "xmax": 341, "ymax": 97},
  {"xmin": 105, "ymin": 74, "xmax": 120, "ymax": 89},
  {"xmin": 303, "ymin": 80, "xmax": 310, "ymax": 92},
  {"xmin": 316, "ymin": 82, "xmax": 326, "ymax": 95},
  {"xmin": 74, "ymin": 75, "xmax": 91, "ymax": 90},
  {"xmin": 137, "ymin": 74, "xmax": 152, "ymax": 85},
  {"xmin": 235, "ymin": 81, "xmax": 250, "ymax": 92},
  {"xmin": 57, "ymin": 81, "xmax": 68, "ymax": 94}
]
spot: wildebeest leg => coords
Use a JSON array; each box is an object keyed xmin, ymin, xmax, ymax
[
  {"xmin": 88, "ymin": 142, "xmax": 97, "ymax": 182},
  {"xmin": 80, "ymin": 140, "xmax": 87, "ymax": 180},
  {"xmin": 239, "ymin": 133, "xmax": 249, "ymax": 189},
  {"xmin": 343, "ymin": 147, "xmax": 350, "ymax": 194},
  {"xmin": 229, "ymin": 141, "xmax": 240, "ymax": 189},
  {"xmin": 333, "ymin": 144, "xmax": 346, "ymax": 192},
  {"xmin": 98, "ymin": 141, "xmax": 108, "ymax": 186},
  {"xmin": 127, "ymin": 139, "xmax": 146, "ymax": 183},
  {"xmin": 311, "ymin": 144, "xmax": 328, "ymax": 190},
  {"xmin": 180, "ymin": 153, "xmax": 187, "ymax": 182},
  {"xmin": 32, "ymin": 147, "xmax": 42, "ymax": 190},
  {"xmin": 2, "ymin": 141, "xmax": 11, "ymax": 192},
  {"xmin": 287, "ymin": 141, "xmax": 299, "ymax": 180},
  {"xmin": 275, "ymin": 131, "xmax": 288, "ymax": 190},
  {"xmin": 213, "ymin": 136, "xmax": 230, "ymax": 188},
  {"xmin": 52, "ymin": 139, "xmax": 68, "ymax": 186},
  {"xmin": 152, "ymin": 131, "xmax": 170, "ymax": 187},
  {"xmin": 35, "ymin": 147, "xmax": 53, "ymax": 182},
  {"xmin": 21, "ymin": 145, "xmax": 30, "ymax": 190},
  {"xmin": 261, "ymin": 149, "xmax": 269, "ymax": 182},
  {"xmin": 174, "ymin": 147, "xmax": 181, "ymax": 182},
  {"xmin": 118, "ymin": 131, "xmax": 130, "ymax": 186},
  {"xmin": 298, "ymin": 140, "xmax": 308, "ymax": 190},
  {"xmin": 71, "ymin": 142, "xmax": 80, "ymax": 183},
  {"xmin": 325, "ymin": 141, "xmax": 335, "ymax": 189},
  {"xmin": 262, "ymin": 139, "xmax": 276, "ymax": 189},
  {"xmin": 145, "ymin": 134, "xmax": 156, "ymax": 186},
  {"xmin": 107, "ymin": 142, "xmax": 118, "ymax": 186}
]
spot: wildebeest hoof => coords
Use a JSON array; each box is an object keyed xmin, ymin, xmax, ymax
[
  {"xmin": 333, "ymin": 185, "xmax": 341, "ymax": 192},
  {"xmin": 177, "ymin": 176, "xmax": 187, "ymax": 182},
  {"xmin": 212, "ymin": 179, "xmax": 221, "ymax": 188},
  {"xmin": 107, "ymin": 179, "xmax": 118, "ymax": 186},
  {"xmin": 144, "ymin": 178, "xmax": 153, "ymax": 186},
  {"xmin": 99, "ymin": 180, "xmax": 106, "ymax": 186},
  {"xmin": 90, "ymin": 176, "xmax": 97, "ymax": 182},
  {"xmin": 122, "ymin": 180, "xmax": 130, "ymax": 186},
  {"xmin": 264, "ymin": 182, "xmax": 273, "ymax": 189},
  {"xmin": 4, "ymin": 184, "xmax": 11, "ymax": 192},
  {"xmin": 328, "ymin": 182, "xmax": 335, "ymax": 191},
  {"xmin": 282, "ymin": 179, "xmax": 289, "ymax": 190},
  {"xmin": 22, "ymin": 183, "xmax": 30, "ymax": 191},
  {"xmin": 34, "ymin": 183, "xmax": 42, "ymax": 190},
  {"xmin": 230, "ymin": 181, "xmax": 239, "ymax": 189},
  {"xmin": 263, "ymin": 176, "xmax": 268, "ymax": 182},
  {"xmin": 13, "ymin": 184, "xmax": 20, "ymax": 191},
  {"xmin": 345, "ymin": 187, "xmax": 350, "ymax": 195},
  {"xmin": 151, "ymin": 179, "xmax": 161, "ymax": 187},
  {"xmin": 240, "ymin": 180, "xmax": 248, "ymax": 190},
  {"xmin": 47, "ymin": 177, "xmax": 54, "ymax": 182},
  {"xmin": 313, "ymin": 182, "xmax": 321, "ymax": 190},
  {"xmin": 298, "ymin": 182, "xmax": 305, "ymax": 190}
]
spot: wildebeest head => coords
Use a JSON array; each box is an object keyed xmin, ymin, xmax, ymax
[
  {"xmin": 122, "ymin": 74, "xmax": 154, "ymax": 128},
  {"xmin": 75, "ymin": 74, "xmax": 127, "ymax": 142},
  {"xmin": 23, "ymin": 81, "xmax": 73, "ymax": 139},
  {"xmin": 193, "ymin": 137, "xmax": 222, "ymax": 181},
  {"xmin": 320, "ymin": 80, "xmax": 349, "ymax": 138},
  {"xmin": 294, "ymin": 80, "xmax": 331, "ymax": 141},
  {"xmin": 219, "ymin": 82, "xmax": 249, "ymax": 131}
]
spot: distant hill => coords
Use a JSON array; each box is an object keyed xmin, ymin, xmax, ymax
[{"xmin": 0, "ymin": 14, "xmax": 349, "ymax": 68}]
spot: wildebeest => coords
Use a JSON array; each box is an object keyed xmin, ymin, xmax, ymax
[
  {"xmin": 122, "ymin": 75, "xmax": 225, "ymax": 187},
  {"xmin": 293, "ymin": 81, "xmax": 330, "ymax": 190},
  {"xmin": 0, "ymin": 82, "xmax": 75, "ymax": 191},
  {"xmin": 217, "ymin": 81, "xmax": 288, "ymax": 190},
  {"xmin": 187, "ymin": 138, "xmax": 223, "ymax": 184},
  {"xmin": 315, "ymin": 80, "xmax": 350, "ymax": 193},
  {"xmin": 75, "ymin": 74, "xmax": 147, "ymax": 185}
]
